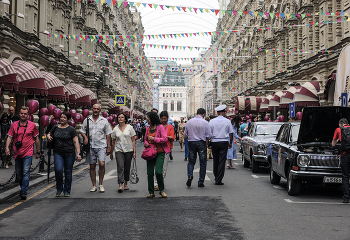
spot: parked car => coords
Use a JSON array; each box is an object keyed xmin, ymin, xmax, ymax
[
  {"xmin": 241, "ymin": 122, "xmax": 284, "ymax": 173},
  {"xmin": 267, "ymin": 106, "xmax": 350, "ymax": 196}
]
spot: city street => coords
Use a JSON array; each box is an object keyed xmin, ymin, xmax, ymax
[{"xmin": 0, "ymin": 141, "xmax": 349, "ymax": 240}]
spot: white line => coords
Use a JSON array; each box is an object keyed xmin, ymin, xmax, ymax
[
  {"xmin": 252, "ymin": 175, "xmax": 259, "ymax": 178},
  {"xmin": 284, "ymin": 199, "xmax": 345, "ymax": 204},
  {"xmin": 273, "ymin": 186, "xmax": 284, "ymax": 189},
  {"xmin": 234, "ymin": 163, "xmax": 239, "ymax": 165},
  {"xmin": 205, "ymin": 174, "xmax": 210, "ymax": 181}
]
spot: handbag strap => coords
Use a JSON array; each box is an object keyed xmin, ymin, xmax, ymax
[{"xmin": 132, "ymin": 157, "xmax": 137, "ymax": 171}]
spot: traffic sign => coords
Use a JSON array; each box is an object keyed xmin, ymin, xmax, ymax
[
  {"xmin": 289, "ymin": 103, "xmax": 295, "ymax": 118},
  {"xmin": 115, "ymin": 95, "xmax": 126, "ymax": 106},
  {"xmin": 341, "ymin": 92, "xmax": 348, "ymax": 107}
]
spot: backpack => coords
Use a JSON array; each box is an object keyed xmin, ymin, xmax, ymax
[{"xmin": 340, "ymin": 126, "xmax": 350, "ymax": 152}]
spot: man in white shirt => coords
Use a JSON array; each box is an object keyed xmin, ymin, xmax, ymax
[
  {"xmin": 209, "ymin": 105, "xmax": 233, "ymax": 185},
  {"xmin": 81, "ymin": 104, "xmax": 113, "ymax": 193}
]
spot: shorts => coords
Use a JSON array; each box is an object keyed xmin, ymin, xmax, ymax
[
  {"xmin": 179, "ymin": 135, "xmax": 184, "ymax": 143},
  {"xmin": 86, "ymin": 148, "xmax": 107, "ymax": 164}
]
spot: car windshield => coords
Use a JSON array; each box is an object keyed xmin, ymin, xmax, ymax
[
  {"xmin": 290, "ymin": 125, "xmax": 300, "ymax": 142},
  {"xmin": 255, "ymin": 124, "xmax": 282, "ymax": 135}
]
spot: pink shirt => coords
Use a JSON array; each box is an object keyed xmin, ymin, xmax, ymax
[{"xmin": 7, "ymin": 121, "xmax": 39, "ymax": 159}]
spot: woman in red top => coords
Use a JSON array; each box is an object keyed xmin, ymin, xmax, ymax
[{"xmin": 144, "ymin": 111, "xmax": 170, "ymax": 198}]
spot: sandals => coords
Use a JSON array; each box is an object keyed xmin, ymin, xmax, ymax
[{"xmin": 124, "ymin": 186, "xmax": 129, "ymax": 190}]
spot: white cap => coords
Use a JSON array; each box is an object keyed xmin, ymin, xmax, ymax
[{"xmin": 215, "ymin": 105, "xmax": 227, "ymax": 112}]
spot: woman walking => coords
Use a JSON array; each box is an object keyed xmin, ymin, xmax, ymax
[
  {"xmin": 227, "ymin": 116, "xmax": 241, "ymax": 169},
  {"xmin": 110, "ymin": 113, "xmax": 136, "ymax": 193},
  {"xmin": 47, "ymin": 112, "xmax": 81, "ymax": 197},
  {"xmin": 144, "ymin": 111, "xmax": 170, "ymax": 198},
  {"xmin": 1, "ymin": 113, "xmax": 11, "ymax": 168}
]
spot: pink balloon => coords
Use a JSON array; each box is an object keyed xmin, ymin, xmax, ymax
[
  {"xmin": 50, "ymin": 118, "xmax": 57, "ymax": 126},
  {"xmin": 70, "ymin": 109, "xmax": 77, "ymax": 116},
  {"xmin": 27, "ymin": 114, "xmax": 34, "ymax": 122},
  {"xmin": 264, "ymin": 116, "xmax": 269, "ymax": 121},
  {"xmin": 296, "ymin": 112, "xmax": 302, "ymax": 120},
  {"xmin": 279, "ymin": 115, "xmax": 285, "ymax": 122},
  {"xmin": 112, "ymin": 122, "xmax": 117, "ymax": 128},
  {"xmin": 27, "ymin": 100, "xmax": 39, "ymax": 114},
  {"xmin": 249, "ymin": 114, "xmax": 253, "ymax": 119},
  {"xmin": 82, "ymin": 109, "xmax": 90, "ymax": 118},
  {"xmin": 107, "ymin": 116, "xmax": 113, "ymax": 123},
  {"xmin": 268, "ymin": 120, "xmax": 272, "ymax": 122},
  {"xmin": 102, "ymin": 112, "xmax": 108, "ymax": 118},
  {"xmin": 246, "ymin": 115, "xmax": 249, "ymax": 120},
  {"xmin": 40, "ymin": 115, "xmax": 50, "ymax": 127},
  {"xmin": 53, "ymin": 108, "xmax": 62, "ymax": 119},
  {"xmin": 73, "ymin": 113, "xmax": 81, "ymax": 123},
  {"xmin": 39, "ymin": 108, "xmax": 49, "ymax": 116},
  {"xmin": 69, "ymin": 120, "xmax": 76, "ymax": 128},
  {"xmin": 81, "ymin": 116, "xmax": 85, "ymax": 123},
  {"xmin": 48, "ymin": 105, "xmax": 57, "ymax": 115},
  {"xmin": 113, "ymin": 114, "xmax": 117, "ymax": 120},
  {"xmin": 275, "ymin": 119, "xmax": 280, "ymax": 122}
]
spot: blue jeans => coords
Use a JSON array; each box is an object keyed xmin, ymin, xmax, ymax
[
  {"xmin": 15, "ymin": 156, "xmax": 33, "ymax": 194},
  {"xmin": 54, "ymin": 154, "xmax": 75, "ymax": 194},
  {"xmin": 341, "ymin": 153, "xmax": 350, "ymax": 200},
  {"xmin": 187, "ymin": 141, "xmax": 207, "ymax": 184},
  {"xmin": 184, "ymin": 139, "xmax": 189, "ymax": 158}
]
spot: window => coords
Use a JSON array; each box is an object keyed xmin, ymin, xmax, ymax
[
  {"xmin": 180, "ymin": 93, "xmax": 182, "ymax": 97},
  {"xmin": 163, "ymin": 100, "xmax": 168, "ymax": 111},
  {"xmin": 177, "ymin": 101, "xmax": 182, "ymax": 111},
  {"xmin": 177, "ymin": 93, "xmax": 179, "ymax": 97},
  {"xmin": 166, "ymin": 93, "xmax": 168, "ymax": 97},
  {"xmin": 173, "ymin": 93, "xmax": 175, "ymax": 97},
  {"xmin": 171, "ymin": 100, "xmax": 175, "ymax": 111},
  {"xmin": 163, "ymin": 93, "xmax": 165, "ymax": 97}
]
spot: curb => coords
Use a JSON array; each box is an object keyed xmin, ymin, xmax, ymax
[{"xmin": 0, "ymin": 161, "xmax": 87, "ymax": 203}]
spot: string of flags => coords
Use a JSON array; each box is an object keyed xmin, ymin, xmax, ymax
[{"xmin": 71, "ymin": 0, "xmax": 348, "ymax": 19}]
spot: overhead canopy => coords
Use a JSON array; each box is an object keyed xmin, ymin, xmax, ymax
[
  {"xmin": 226, "ymin": 107, "xmax": 235, "ymax": 115},
  {"xmin": 260, "ymin": 95, "xmax": 273, "ymax": 112},
  {"xmin": 64, "ymin": 86, "xmax": 76, "ymax": 103},
  {"xmin": 108, "ymin": 99, "xmax": 116, "ymax": 109},
  {"xmin": 268, "ymin": 91, "xmax": 284, "ymax": 110},
  {"xmin": 0, "ymin": 58, "xmax": 19, "ymax": 91},
  {"xmin": 68, "ymin": 83, "xmax": 91, "ymax": 107},
  {"xmin": 12, "ymin": 60, "xmax": 47, "ymax": 96},
  {"xmin": 41, "ymin": 72, "xmax": 66, "ymax": 101},
  {"xmin": 234, "ymin": 96, "xmax": 263, "ymax": 114},
  {"xmin": 279, "ymin": 86, "xmax": 302, "ymax": 108},
  {"xmin": 293, "ymin": 82, "xmax": 320, "ymax": 107}
]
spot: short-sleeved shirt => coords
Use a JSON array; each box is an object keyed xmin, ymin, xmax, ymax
[
  {"xmin": 50, "ymin": 125, "xmax": 77, "ymax": 158},
  {"xmin": 8, "ymin": 114, "xmax": 20, "ymax": 125},
  {"xmin": 333, "ymin": 125, "xmax": 350, "ymax": 155},
  {"xmin": 111, "ymin": 124, "xmax": 136, "ymax": 153},
  {"xmin": 209, "ymin": 115, "xmax": 234, "ymax": 142},
  {"xmin": 7, "ymin": 121, "xmax": 39, "ymax": 159},
  {"xmin": 81, "ymin": 116, "xmax": 113, "ymax": 149}
]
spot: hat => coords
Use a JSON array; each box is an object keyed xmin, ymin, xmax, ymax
[{"xmin": 215, "ymin": 105, "xmax": 227, "ymax": 112}]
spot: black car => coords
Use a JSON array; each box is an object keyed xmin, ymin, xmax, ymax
[
  {"xmin": 241, "ymin": 122, "xmax": 284, "ymax": 173},
  {"xmin": 267, "ymin": 106, "xmax": 350, "ymax": 196}
]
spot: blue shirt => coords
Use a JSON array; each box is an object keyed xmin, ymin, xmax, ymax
[
  {"xmin": 240, "ymin": 123, "xmax": 247, "ymax": 135},
  {"xmin": 184, "ymin": 115, "xmax": 212, "ymax": 142}
]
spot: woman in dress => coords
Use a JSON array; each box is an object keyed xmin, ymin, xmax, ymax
[
  {"xmin": 110, "ymin": 113, "xmax": 136, "ymax": 193},
  {"xmin": 1, "ymin": 113, "xmax": 11, "ymax": 168},
  {"xmin": 144, "ymin": 111, "xmax": 170, "ymax": 198},
  {"xmin": 227, "ymin": 116, "xmax": 241, "ymax": 169},
  {"xmin": 47, "ymin": 112, "xmax": 81, "ymax": 197}
]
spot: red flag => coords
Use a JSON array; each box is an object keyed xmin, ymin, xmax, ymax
[
  {"xmin": 215, "ymin": 10, "xmax": 220, "ymax": 15},
  {"xmin": 181, "ymin": 7, "xmax": 187, "ymax": 12},
  {"xmin": 185, "ymin": 33, "xmax": 188, "ymax": 37},
  {"xmin": 148, "ymin": 4, "xmax": 152, "ymax": 8},
  {"xmin": 112, "ymin": 0, "xmax": 117, "ymax": 6},
  {"xmin": 275, "ymin": 13, "xmax": 280, "ymax": 18}
]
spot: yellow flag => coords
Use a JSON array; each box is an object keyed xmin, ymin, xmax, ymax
[
  {"xmin": 136, "ymin": 2, "xmax": 141, "ymax": 7},
  {"xmin": 113, "ymin": 36, "xmax": 116, "ymax": 40},
  {"xmin": 254, "ymin": 12, "xmax": 259, "ymax": 17},
  {"xmin": 177, "ymin": 34, "xmax": 181, "ymax": 37},
  {"xmin": 101, "ymin": 0, "xmax": 106, "ymax": 4},
  {"xmin": 204, "ymin": 9, "xmax": 209, "ymax": 13},
  {"xmin": 180, "ymin": 46, "xmax": 183, "ymax": 50},
  {"xmin": 201, "ymin": 32, "xmax": 205, "ymax": 36},
  {"xmin": 155, "ymin": 35, "xmax": 158, "ymax": 39},
  {"xmin": 286, "ymin": 13, "xmax": 290, "ymax": 19},
  {"xmin": 170, "ymin": 6, "xmax": 175, "ymax": 11},
  {"xmin": 224, "ymin": 31, "xmax": 228, "ymax": 34}
]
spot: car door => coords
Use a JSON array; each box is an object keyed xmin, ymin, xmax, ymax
[
  {"xmin": 246, "ymin": 123, "xmax": 255, "ymax": 161},
  {"xmin": 278, "ymin": 124, "xmax": 291, "ymax": 177},
  {"xmin": 243, "ymin": 123, "xmax": 255, "ymax": 160},
  {"xmin": 271, "ymin": 124, "xmax": 287, "ymax": 175}
]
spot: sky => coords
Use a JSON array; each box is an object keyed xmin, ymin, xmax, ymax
[{"xmin": 136, "ymin": 0, "xmax": 220, "ymax": 65}]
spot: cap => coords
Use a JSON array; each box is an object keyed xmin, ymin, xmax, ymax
[{"xmin": 215, "ymin": 105, "xmax": 227, "ymax": 112}]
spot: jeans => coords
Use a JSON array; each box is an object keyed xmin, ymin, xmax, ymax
[
  {"xmin": 187, "ymin": 141, "xmax": 207, "ymax": 184},
  {"xmin": 212, "ymin": 141, "xmax": 229, "ymax": 183},
  {"xmin": 15, "ymin": 156, "xmax": 33, "ymax": 194},
  {"xmin": 184, "ymin": 139, "xmax": 189, "ymax": 158},
  {"xmin": 54, "ymin": 154, "xmax": 75, "ymax": 194},
  {"xmin": 341, "ymin": 153, "xmax": 350, "ymax": 200},
  {"xmin": 147, "ymin": 152, "xmax": 165, "ymax": 194}
]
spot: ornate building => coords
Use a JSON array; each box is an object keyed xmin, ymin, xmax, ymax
[{"xmin": 0, "ymin": 1, "xmax": 153, "ymax": 115}]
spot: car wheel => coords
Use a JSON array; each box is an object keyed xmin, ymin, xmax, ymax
[
  {"xmin": 251, "ymin": 156, "xmax": 259, "ymax": 173},
  {"xmin": 287, "ymin": 170, "xmax": 301, "ymax": 196},
  {"xmin": 269, "ymin": 165, "xmax": 280, "ymax": 185},
  {"xmin": 243, "ymin": 154, "xmax": 250, "ymax": 168}
]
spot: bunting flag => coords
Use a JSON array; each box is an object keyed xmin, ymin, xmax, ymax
[
  {"xmin": 42, "ymin": 17, "xmax": 349, "ymax": 41},
  {"xmin": 71, "ymin": 0, "xmax": 347, "ymax": 19}
]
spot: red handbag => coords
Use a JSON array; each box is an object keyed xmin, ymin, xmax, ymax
[{"xmin": 141, "ymin": 127, "xmax": 158, "ymax": 160}]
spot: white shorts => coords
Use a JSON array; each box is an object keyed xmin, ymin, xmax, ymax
[{"xmin": 87, "ymin": 148, "xmax": 107, "ymax": 164}]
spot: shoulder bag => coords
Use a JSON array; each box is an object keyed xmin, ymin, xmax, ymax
[
  {"xmin": 141, "ymin": 127, "xmax": 157, "ymax": 160},
  {"xmin": 47, "ymin": 125, "xmax": 58, "ymax": 149},
  {"xmin": 129, "ymin": 157, "xmax": 139, "ymax": 184},
  {"xmin": 81, "ymin": 118, "xmax": 91, "ymax": 155}
]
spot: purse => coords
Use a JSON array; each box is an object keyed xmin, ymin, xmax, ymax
[
  {"xmin": 129, "ymin": 157, "xmax": 139, "ymax": 184},
  {"xmin": 47, "ymin": 125, "xmax": 58, "ymax": 149},
  {"xmin": 81, "ymin": 118, "xmax": 90, "ymax": 155},
  {"xmin": 141, "ymin": 126, "xmax": 158, "ymax": 161}
]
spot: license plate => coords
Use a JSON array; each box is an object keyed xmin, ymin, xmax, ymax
[{"xmin": 323, "ymin": 177, "xmax": 342, "ymax": 183}]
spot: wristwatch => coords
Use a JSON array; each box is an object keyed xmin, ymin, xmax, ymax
[
  {"xmin": 77, "ymin": 152, "xmax": 81, "ymax": 156},
  {"xmin": 36, "ymin": 152, "xmax": 41, "ymax": 155}
]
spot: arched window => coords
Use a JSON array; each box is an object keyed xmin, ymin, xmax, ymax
[
  {"xmin": 171, "ymin": 100, "xmax": 175, "ymax": 111},
  {"xmin": 163, "ymin": 100, "xmax": 168, "ymax": 111},
  {"xmin": 177, "ymin": 101, "xmax": 182, "ymax": 112}
]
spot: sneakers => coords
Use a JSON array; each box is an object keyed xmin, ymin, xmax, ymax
[
  {"xmin": 170, "ymin": 155, "xmax": 173, "ymax": 160},
  {"xmin": 20, "ymin": 192, "xmax": 27, "ymax": 200},
  {"xmin": 64, "ymin": 193, "xmax": 70, "ymax": 197},
  {"xmin": 343, "ymin": 199, "xmax": 349, "ymax": 203},
  {"xmin": 99, "ymin": 185, "xmax": 105, "ymax": 193},
  {"xmin": 184, "ymin": 158, "xmax": 188, "ymax": 161},
  {"xmin": 198, "ymin": 183, "xmax": 205, "ymax": 187},
  {"xmin": 186, "ymin": 176, "xmax": 193, "ymax": 187},
  {"xmin": 147, "ymin": 193, "xmax": 155, "ymax": 198},
  {"xmin": 159, "ymin": 191, "xmax": 167, "ymax": 198},
  {"xmin": 56, "ymin": 191, "xmax": 62, "ymax": 197},
  {"xmin": 90, "ymin": 186, "xmax": 97, "ymax": 192}
]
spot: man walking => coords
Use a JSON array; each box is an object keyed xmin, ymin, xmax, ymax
[
  {"xmin": 8, "ymin": 106, "xmax": 20, "ymax": 124},
  {"xmin": 179, "ymin": 117, "xmax": 186, "ymax": 151},
  {"xmin": 174, "ymin": 120, "xmax": 179, "ymax": 141},
  {"xmin": 184, "ymin": 108, "xmax": 211, "ymax": 187},
  {"xmin": 81, "ymin": 104, "xmax": 113, "ymax": 193},
  {"xmin": 5, "ymin": 106, "xmax": 40, "ymax": 200},
  {"xmin": 209, "ymin": 105, "xmax": 233, "ymax": 185}
]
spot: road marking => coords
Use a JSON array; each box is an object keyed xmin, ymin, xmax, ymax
[
  {"xmin": 252, "ymin": 175, "xmax": 259, "ymax": 178},
  {"xmin": 0, "ymin": 165, "xmax": 90, "ymax": 215},
  {"xmin": 284, "ymin": 199, "xmax": 345, "ymax": 205},
  {"xmin": 273, "ymin": 186, "xmax": 284, "ymax": 189},
  {"xmin": 193, "ymin": 168, "xmax": 211, "ymax": 181},
  {"xmin": 234, "ymin": 163, "xmax": 239, "ymax": 165},
  {"xmin": 96, "ymin": 169, "xmax": 117, "ymax": 181}
]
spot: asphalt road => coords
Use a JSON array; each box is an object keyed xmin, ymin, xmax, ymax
[{"xmin": 0, "ymin": 141, "xmax": 349, "ymax": 240}]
